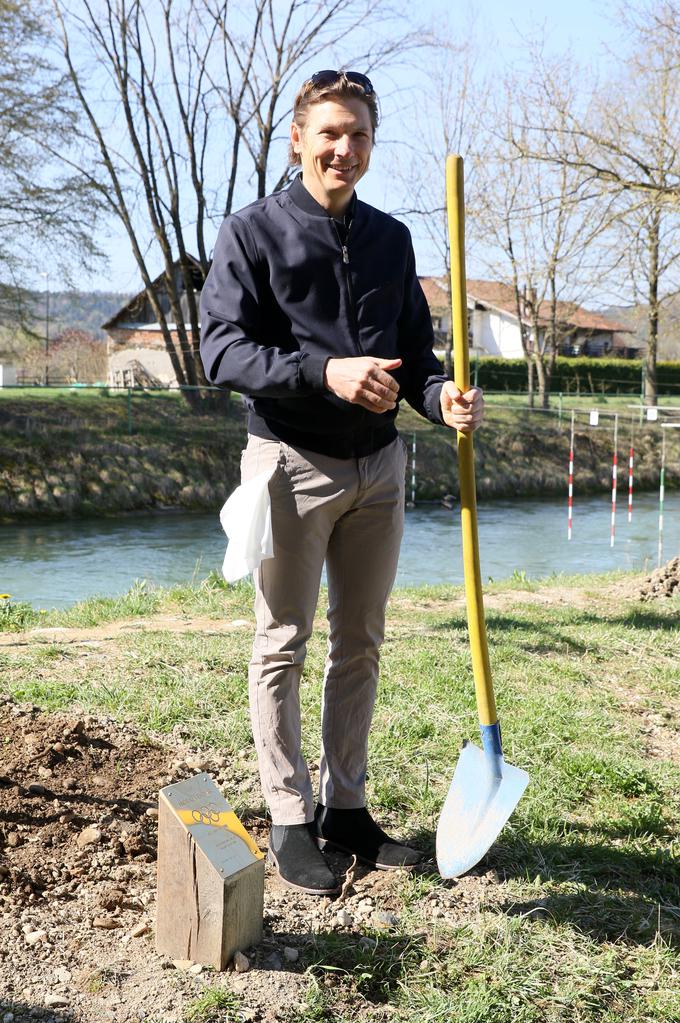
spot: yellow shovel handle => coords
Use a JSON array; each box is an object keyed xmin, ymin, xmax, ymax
[{"xmin": 446, "ymin": 154, "xmax": 497, "ymax": 728}]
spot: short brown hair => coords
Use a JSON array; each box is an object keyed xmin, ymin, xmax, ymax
[{"xmin": 289, "ymin": 73, "xmax": 379, "ymax": 166}]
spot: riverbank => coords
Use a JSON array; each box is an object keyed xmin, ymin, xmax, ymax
[
  {"xmin": 0, "ymin": 571, "xmax": 678, "ymax": 1022},
  {"xmin": 0, "ymin": 390, "xmax": 678, "ymax": 520}
]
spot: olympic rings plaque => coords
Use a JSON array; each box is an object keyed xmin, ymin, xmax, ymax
[
  {"xmin": 156, "ymin": 771, "xmax": 265, "ymax": 969},
  {"xmin": 161, "ymin": 772, "xmax": 263, "ymax": 877}
]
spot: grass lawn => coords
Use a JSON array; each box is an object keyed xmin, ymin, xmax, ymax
[{"xmin": 0, "ymin": 572, "xmax": 678, "ymax": 1021}]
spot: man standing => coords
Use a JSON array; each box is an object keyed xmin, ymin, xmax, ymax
[{"xmin": 200, "ymin": 71, "xmax": 484, "ymax": 895}]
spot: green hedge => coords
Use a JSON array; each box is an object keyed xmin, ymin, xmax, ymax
[{"xmin": 471, "ymin": 357, "xmax": 680, "ymax": 394}]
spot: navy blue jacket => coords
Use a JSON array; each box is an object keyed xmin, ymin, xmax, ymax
[{"xmin": 200, "ymin": 176, "xmax": 447, "ymax": 458}]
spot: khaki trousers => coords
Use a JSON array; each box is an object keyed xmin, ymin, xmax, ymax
[{"xmin": 242, "ymin": 434, "xmax": 407, "ymax": 825}]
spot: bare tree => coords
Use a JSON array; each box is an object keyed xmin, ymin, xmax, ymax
[
  {"xmin": 52, "ymin": 0, "xmax": 220, "ymax": 406},
  {"xmin": 51, "ymin": 0, "xmax": 420, "ymax": 406},
  {"xmin": 615, "ymin": 189, "xmax": 680, "ymax": 386},
  {"xmin": 472, "ymin": 69, "xmax": 614, "ymax": 408},
  {"xmin": 48, "ymin": 328, "xmax": 107, "ymax": 383},
  {"xmin": 204, "ymin": 0, "xmax": 416, "ymax": 207},
  {"xmin": 511, "ymin": 4, "xmax": 680, "ymax": 403},
  {"xmin": 391, "ymin": 27, "xmax": 486, "ymax": 377},
  {"xmin": 0, "ymin": 0, "xmax": 101, "ymax": 321}
]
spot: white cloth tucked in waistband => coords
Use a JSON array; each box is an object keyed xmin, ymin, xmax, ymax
[{"xmin": 219, "ymin": 466, "xmax": 276, "ymax": 582}]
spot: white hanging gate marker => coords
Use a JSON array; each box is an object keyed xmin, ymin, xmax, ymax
[
  {"xmin": 411, "ymin": 431, "xmax": 416, "ymax": 506},
  {"xmin": 610, "ymin": 414, "xmax": 618, "ymax": 549},
  {"xmin": 567, "ymin": 409, "xmax": 575, "ymax": 541}
]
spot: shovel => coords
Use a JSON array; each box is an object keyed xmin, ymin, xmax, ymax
[{"xmin": 435, "ymin": 155, "xmax": 530, "ymax": 879}]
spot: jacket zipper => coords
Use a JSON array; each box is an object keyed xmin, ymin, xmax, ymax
[{"xmin": 332, "ymin": 218, "xmax": 364, "ymax": 356}]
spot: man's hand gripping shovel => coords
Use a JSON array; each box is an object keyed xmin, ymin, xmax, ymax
[{"xmin": 435, "ymin": 155, "xmax": 530, "ymax": 879}]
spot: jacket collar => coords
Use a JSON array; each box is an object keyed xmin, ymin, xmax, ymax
[{"xmin": 288, "ymin": 173, "xmax": 357, "ymax": 224}]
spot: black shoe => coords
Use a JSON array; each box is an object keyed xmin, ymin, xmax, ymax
[
  {"xmin": 314, "ymin": 804, "xmax": 424, "ymax": 871},
  {"xmin": 267, "ymin": 822, "xmax": 341, "ymax": 895}
]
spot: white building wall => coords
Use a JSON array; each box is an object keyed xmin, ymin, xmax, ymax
[
  {"xmin": 471, "ymin": 309, "xmax": 493, "ymax": 354},
  {"xmin": 472, "ymin": 310, "xmax": 525, "ymax": 358},
  {"xmin": 0, "ymin": 365, "xmax": 17, "ymax": 387},
  {"xmin": 495, "ymin": 311, "xmax": 525, "ymax": 358}
]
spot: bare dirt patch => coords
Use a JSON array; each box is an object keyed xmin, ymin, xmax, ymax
[
  {"xmin": 0, "ymin": 579, "xmax": 634, "ymax": 653},
  {"xmin": 483, "ymin": 586, "xmax": 594, "ymax": 611},
  {"xmin": 615, "ymin": 694, "xmax": 679, "ymax": 764},
  {"xmin": 0, "ymin": 617, "xmax": 254, "ymax": 649},
  {"xmin": 0, "ymin": 697, "xmax": 498, "ymax": 1023}
]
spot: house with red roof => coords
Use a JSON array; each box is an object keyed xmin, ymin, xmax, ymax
[
  {"xmin": 103, "ymin": 265, "xmax": 644, "ymax": 390},
  {"xmin": 419, "ymin": 276, "xmax": 643, "ymax": 360},
  {"xmin": 103, "ymin": 258, "xmax": 203, "ymax": 388}
]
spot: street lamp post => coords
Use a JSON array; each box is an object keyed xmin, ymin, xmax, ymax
[{"xmin": 39, "ymin": 272, "xmax": 50, "ymax": 387}]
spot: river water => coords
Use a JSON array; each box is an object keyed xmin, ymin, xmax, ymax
[{"xmin": 2, "ymin": 489, "xmax": 678, "ymax": 611}]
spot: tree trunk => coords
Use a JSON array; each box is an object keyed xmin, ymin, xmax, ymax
[
  {"xmin": 509, "ymin": 272, "xmax": 533, "ymax": 406},
  {"xmin": 535, "ymin": 354, "xmax": 550, "ymax": 408},
  {"xmin": 526, "ymin": 356, "xmax": 535, "ymax": 406},
  {"xmin": 182, "ymin": 386, "xmax": 233, "ymax": 415},
  {"xmin": 531, "ymin": 308, "xmax": 548, "ymax": 409},
  {"xmin": 645, "ymin": 208, "xmax": 660, "ymax": 406},
  {"xmin": 444, "ymin": 326, "xmax": 453, "ymax": 378}
]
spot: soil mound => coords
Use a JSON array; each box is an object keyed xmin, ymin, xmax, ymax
[
  {"xmin": 0, "ymin": 700, "xmax": 163, "ymax": 897},
  {"xmin": 638, "ymin": 556, "xmax": 680, "ymax": 601}
]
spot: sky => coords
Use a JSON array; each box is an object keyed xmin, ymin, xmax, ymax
[
  {"xmin": 50, "ymin": 0, "xmax": 623, "ymax": 297},
  {"xmin": 467, "ymin": 0, "xmax": 614, "ymax": 58}
]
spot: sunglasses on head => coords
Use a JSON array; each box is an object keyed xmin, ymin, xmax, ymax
[{"xmin": 309, "ymin": 70, "xmax": 374, "ymax": 95}]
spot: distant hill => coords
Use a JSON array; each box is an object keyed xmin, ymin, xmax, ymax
[
  {"xmin": 0, "ymin": 288, "xmax": 132, "ymax": 340},
  {"xmin": 603, "ymin": 300, "xmax": 680, "ymax": 360}
]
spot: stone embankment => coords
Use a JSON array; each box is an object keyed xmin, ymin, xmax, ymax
[
  {"xmin": 0, "ymin": 394, "xmax": 678, "ymax": 520},
  {"xmin": 0, "ymin": 440, "xmax": 240, "ymax": 520}
]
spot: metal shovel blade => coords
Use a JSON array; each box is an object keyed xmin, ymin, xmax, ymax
[{"xmin": 436, "ymin": 739, "xmax": 530, "ymax": 878}]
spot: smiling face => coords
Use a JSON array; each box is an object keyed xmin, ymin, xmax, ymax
[{"xmin": 290, "ymin": 97, "xmax": 374, "ymax": 217}]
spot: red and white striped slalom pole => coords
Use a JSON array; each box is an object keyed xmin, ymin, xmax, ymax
[
  {"xmin": 610, "ymin": 414, "xmax": 618, "ymax": 548},
  {"xmin": 627, "ymin": 418, "xmax": 634, "ymax": 523},
  {"xmin": 567, "ymin": 410, "xmax": 575, "ymax": 541}
]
